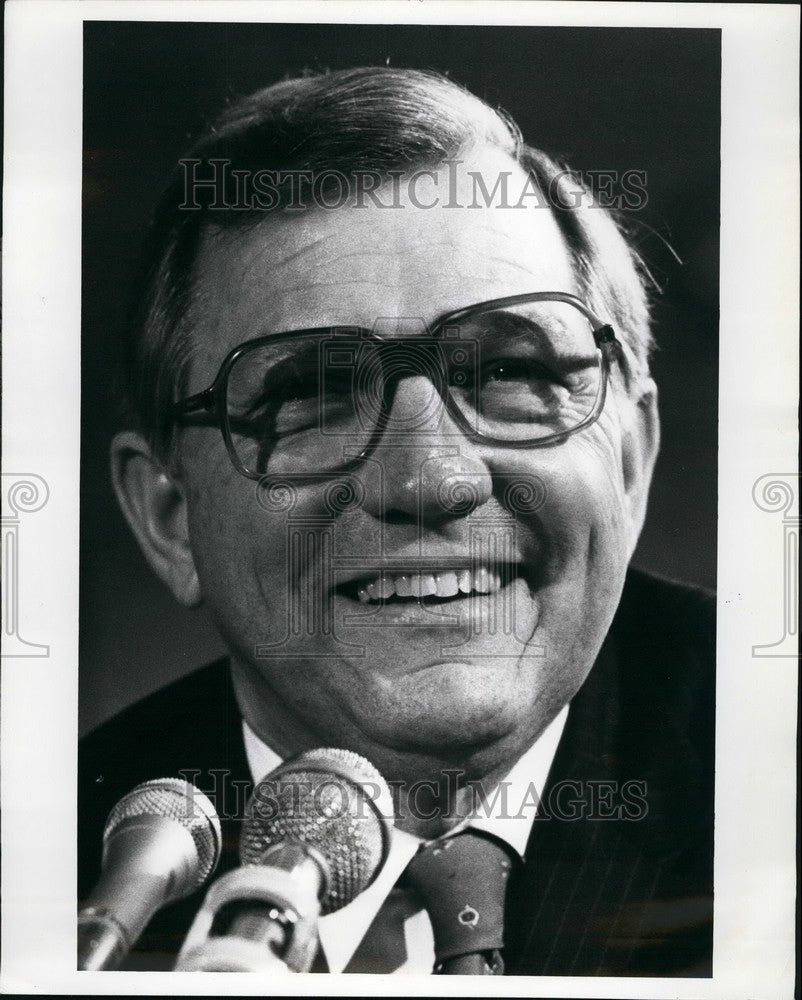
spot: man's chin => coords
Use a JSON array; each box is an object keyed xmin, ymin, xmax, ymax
[{"xmin": 366, "ymin": 661, "xmax": 532, "ymax": 756}]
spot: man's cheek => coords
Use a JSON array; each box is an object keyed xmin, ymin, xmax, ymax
[
  {"xmin": 570, "ymin": 433, "xmax": 629, "ymax": 517},
  {"xmin": 533, "ymin": 462, "xmax": 629, "ymax": 585},
  {"xmin": 186, "ymin": 497, "xmax": 263, "ymax": 609},
  {"xmin": 182, "ymin": 427, "xmax": 236, "ymax": 484},
  {"xmin": 536, "ymin": 461, "xmax": 622, "ymax": 539}
]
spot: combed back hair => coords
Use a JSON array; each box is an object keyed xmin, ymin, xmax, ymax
[{"xmin": 125, "ymin": 66, "xmax": 654, "ymax": 458}]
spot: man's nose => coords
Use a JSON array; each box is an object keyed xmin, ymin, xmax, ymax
[{"xmin": 358, "ymin": 375, "xmax": 493, "ymax": 523}]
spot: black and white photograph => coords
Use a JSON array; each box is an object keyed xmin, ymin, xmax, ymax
[{"xmin": 1, "ymin": 3, "xmax": 798, "ymax": 996}]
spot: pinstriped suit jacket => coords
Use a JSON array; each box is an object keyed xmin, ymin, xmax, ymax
[{"xmin": 78, "ymin": 568, "xmax": 714, "ymax": 975}]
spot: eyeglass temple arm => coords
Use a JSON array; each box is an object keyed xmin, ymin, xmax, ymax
[{"xmin": 172, "ymin": 387, "xmax": 216, "ymax": 420}]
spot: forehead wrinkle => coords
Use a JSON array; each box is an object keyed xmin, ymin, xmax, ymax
[
  {"xmin": 468, "ymin": 256, "xmax": 547, "ymax": 278},
  {"xmin": 276, "ymin": 277, "xmax": 425, "ymax": 294},
  {"xmin": 220, "ymin": 202, "xmax": 569, "ymax": 282},
  {"xmin": 209, "ymin": 226, "xmax": 331, "ymax": 285},
  {"xmin": 266, "ymin": 233, "xmax": 330, "ymax": 269},
  {"xmin": 277, "ymin": 212, "xmax": 533, "ymax": 267},
  {"xmin": 300, "ymin": 247, "xmax": 409, "ymax": 263},
  {"xmin": 271, "ymin": 242, "xmax": 398, "ymax": 271}
]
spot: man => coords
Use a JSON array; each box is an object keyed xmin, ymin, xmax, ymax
[{"xmin": 79, "ymin": 67, "xmax": 714, "ymax": 975}]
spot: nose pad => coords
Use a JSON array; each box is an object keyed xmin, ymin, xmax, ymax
[{"xmin": 358, "ymin": 375, "xmax": 493, "ymax": 523}]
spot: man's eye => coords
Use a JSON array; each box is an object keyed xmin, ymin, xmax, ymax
[
  {"xmin": 230, "ymin": 379, "xmax": 314, "ymax": 440},
  {"xmin": 240, "ymin": 369, "xmax": 357, "ymax": 438},
  {"xmin": 322, "ymin": 369, "xmax": 357, "ymax": 397},
  {"xmin": 480, "ymin": 358, "xmax": 564, "ymax": 388},
  {"xmin": 276, "ymin": 362, "xmax": 322, "ymax": 403},
  {"xmin": 473, "ymin": 356, "xmax": 576, "ymax": 423},
  {"xmin": 264, "ymin": 384, "xmax": 320, "ymax": 433}
]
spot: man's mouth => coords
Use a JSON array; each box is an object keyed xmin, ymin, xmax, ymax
[{"xmin": 337, "ymin": 565, "xmax": 523, "ymax": 605}]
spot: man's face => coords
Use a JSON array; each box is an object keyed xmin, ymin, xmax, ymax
[{"xmin": 175, "ymin": 148, "xmax": 654, "ymax": 783}]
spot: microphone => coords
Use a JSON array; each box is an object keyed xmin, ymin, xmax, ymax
[
  {"xmin": 78, "ymin": 777, "xmax": 222, "ymax": 971},
  {"xmin": 175, "ymin": 748, "xmax": 393, "ymax": 972}
]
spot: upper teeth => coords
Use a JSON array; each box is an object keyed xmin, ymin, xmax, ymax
[{"xmin": 355, "ymin": 568, "xmax": 501, "ymax": 603}]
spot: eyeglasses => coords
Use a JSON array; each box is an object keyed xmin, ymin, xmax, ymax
[{"xmin": 171, "ymin": 291, "xmax": 623, "ymax": 481}]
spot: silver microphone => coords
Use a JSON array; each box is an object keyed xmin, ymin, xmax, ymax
[
  {"xmin": 175, "ymin": 748, "xmax": 393, "ymax": 972},
  {"xmin": 78, "ymin": 778, "xmax": 222, "ymax": 970}
]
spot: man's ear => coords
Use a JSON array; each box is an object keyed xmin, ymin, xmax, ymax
[
  {"xmin": 620, "ymin": 379, "xmax": 660, "ymax": 558},
  {"xmin": 110, "ymin": 431, "xmax": 202, "ymax": 607}
]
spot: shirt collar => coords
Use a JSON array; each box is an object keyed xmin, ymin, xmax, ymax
[{"xmin": 466, "ymin": 704, "xmax": 569, "ymax": 858}]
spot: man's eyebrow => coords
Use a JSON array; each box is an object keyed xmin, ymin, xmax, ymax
[
  {"xmin": 447, "ymin": 310, "xmax": 598, "ymax": 366},
  {"xmin": 272, "ymin": 337, "xmax": 322, "ymax": 360},
  {"xmin": 447, "ymin": 310, "xmax": 551, "ymax": 341}
]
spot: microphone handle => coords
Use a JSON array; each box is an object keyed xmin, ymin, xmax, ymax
[
  {"xmin": 78, "ymin": 817, "xmax": 198, "ymax": 970},
  {"xmin": 77, "ymin": 866, "xmax": 167, "ymax": 971},
  {"xmin": 77, "ymin": 910, "xmax": 128, "ymax": 971}
]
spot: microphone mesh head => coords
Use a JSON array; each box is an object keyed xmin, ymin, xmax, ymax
[
  {"xmin": 104, "ymin": 778, "xmax": 222, "ymax": 888},
  {"xmin": 240, "ymin": 748, "xmax": 393, "ymax": 914}
]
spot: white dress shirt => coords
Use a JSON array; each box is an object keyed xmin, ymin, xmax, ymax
[{"xmin": 242, "ymin": 706, "xmax": 568, "ymax": 973}]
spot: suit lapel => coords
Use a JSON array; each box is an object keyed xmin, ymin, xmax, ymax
[
  {"xmin": 504, "ymin": 633, "xmax": 649, "ymax": 974},
  {"xmin": 504, "ymin": 579, "xmax": 713, "ymax": 977}
]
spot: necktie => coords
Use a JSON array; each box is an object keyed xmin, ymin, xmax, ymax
[{"xmin": 401, "ymin": 829, "xmax": 515, "ymax": 975}]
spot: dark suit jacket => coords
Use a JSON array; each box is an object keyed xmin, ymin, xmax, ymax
[{"xmin": 78, "ymin": 568, "xmax": 715, "ymax": 975}]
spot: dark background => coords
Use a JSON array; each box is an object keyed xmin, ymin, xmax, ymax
[{"xmin": 81, "ymin": 22, "xmax": 720, "ymax": 736}]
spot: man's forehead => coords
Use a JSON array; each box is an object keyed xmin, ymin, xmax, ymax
[{"xmin": 190, "ymin": 148, "xmax": 577, "ymax": 365}]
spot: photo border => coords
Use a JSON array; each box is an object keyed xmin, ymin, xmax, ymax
[{"xmin": 2, "ymin": 2, "xmax": 798, "ymax": 997}]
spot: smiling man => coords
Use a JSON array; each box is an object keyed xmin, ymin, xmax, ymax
[{"xmin": 78, "ymin": 68, "xmax": 715, "ymax": 976}]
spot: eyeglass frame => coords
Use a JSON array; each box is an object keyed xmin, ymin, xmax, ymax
[{"xmin": 171, "ymin": 290, "xmax": 625, "ymax": 482}]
